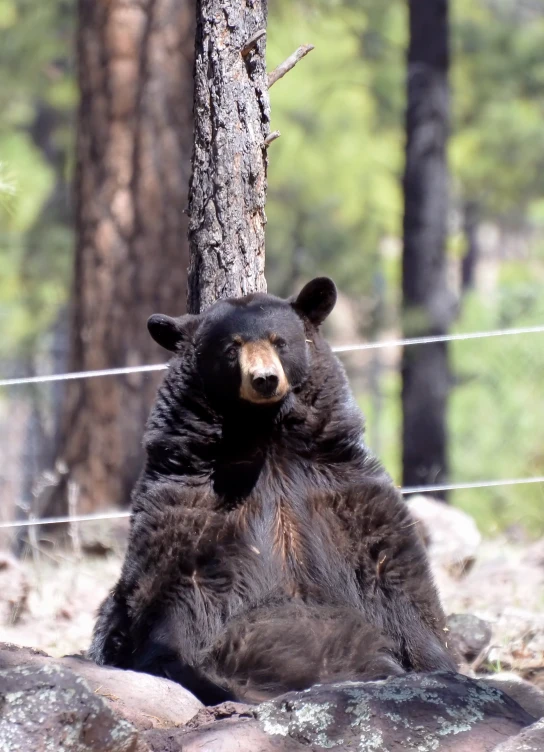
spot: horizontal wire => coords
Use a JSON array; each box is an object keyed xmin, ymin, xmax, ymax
[
  {"xmin": 0, "ymin": 510, "xmax": 131, "ymax": 529},
  {"xmin": 1, "ymin": 475, "xmax": 542, "ymax": 530},
  {"xmin": 332, "ymin": 324, "xmax": 544, "ymax": 353},
  {"xmin": 401, "ymin": 475, "xmax": 544, "ymax": 494},
  {"xmin": 0, "ymin": 363, "xmax": 167, "ymax": 387},
  {"xmin": 1, "ymin": 323, "xmax": 544, "ymax": 388}
]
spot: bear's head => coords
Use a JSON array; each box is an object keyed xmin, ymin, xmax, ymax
[{"xmin": 147, "ymin": 277, "xmax": 337, "ymax": 409}]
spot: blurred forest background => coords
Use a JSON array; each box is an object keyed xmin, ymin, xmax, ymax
[{"xmin": 1, "ymin": 0, "xmax": 544, "ymax": 539}]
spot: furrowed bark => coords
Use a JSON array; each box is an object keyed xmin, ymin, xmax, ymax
[{"xmin": 187, "ymin": 0, "xmax": 270, "ymax": 313}]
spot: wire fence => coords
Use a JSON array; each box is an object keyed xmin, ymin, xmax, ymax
[
  {"xmin": 1, "ymin": 323, "xmax": 544, "ymax": 534},
  {"xmin": 2, "ymin": 323, "xmax": 544, "ymax": 387},
  {"xmin": 0, "ymin": 475, "xmax": 543, "ymax": 530}
]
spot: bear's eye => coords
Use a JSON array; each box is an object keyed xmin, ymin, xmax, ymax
[
  {"xmin": 273, "ymin": 338, "xmax": 287, "ymax": 351},
  {"xmin": 224, "ymin": 342, "xmax": 240, "ymax": 360}
]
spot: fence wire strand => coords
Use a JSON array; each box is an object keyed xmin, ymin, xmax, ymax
[
  {"xmin": 1, "ymin": 476, "xmax": 543, "ymax": 529},
  {"xmin": 1, "ymin": 324, "xmax": 544, "ymax": 387}
]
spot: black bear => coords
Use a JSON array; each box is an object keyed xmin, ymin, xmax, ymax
[{"xmin": 89, "ymin": 277, "xmax": 456, "ymax": 704}]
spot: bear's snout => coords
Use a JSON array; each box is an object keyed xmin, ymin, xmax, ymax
[
  {"xmin": 239, "ymin": 340, "xmax": 289, "ymax": 404},
  {"xmin": 251, "ymin": 371, "xmax": 279, "ymax": 397}
]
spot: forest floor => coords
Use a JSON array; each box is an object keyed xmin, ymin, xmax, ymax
[{"xmin": 0, "ymin": 508, "xmax": 543, "ymax": 690}]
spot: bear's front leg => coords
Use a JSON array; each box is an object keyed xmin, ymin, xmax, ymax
[
  {"xmin": 333, "ymin": 478, "xmax": 457, "ymax": 673},
  {"xmin": 90, "ymin": 485, "xmax": 246, "ymax": 703}
]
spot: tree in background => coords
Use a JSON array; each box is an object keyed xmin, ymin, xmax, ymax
[
  {"xmin": 401, "ymin": 0, "xmax": 453, "ymax": 498},
  {"xmin": 52, "ymin": 0, "xmax": 194, "ymax": 514}
]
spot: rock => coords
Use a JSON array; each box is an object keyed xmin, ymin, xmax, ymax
[
  {"xmin": 408, "ymin": 495, "xmax": 481, "ymax": 577},
  {"xmin": 447, "ymin": 613, "xmax": 492, "ymax": 663},
  {"xmin": 145, "ymin": 704, "xmax": 265, "ymax": 752},
  {"xmin": 61, "ymin": 655, "xmax": 202, "ymax": 730},
  {"xmin": 492, "ymin": 717, "xmax": 544, "ymax": 752},
  {"xmin": 256, "ymin": 673, "xmax": 535, "ymax": 751},
  {"xmin": 0, "ymin": 551, "xmax": 29, "ymax": 624},
  {"xmin": 0, "ymin": 642, "xmax": 202, "ymax": 730},
  {"xmin": 481, "ymin": 673, "xmax": 544, "ymax": 719},
  {"xmin": 145, "ymin": 672, "xmax": 536, "ymax": 752},
  {"xmin": 0, "ymin": 654, "xmax": 537, "ymax": 752},
  {"xmin": 0, "ymin": 663, "xmax": 144, "ymax": 751}
]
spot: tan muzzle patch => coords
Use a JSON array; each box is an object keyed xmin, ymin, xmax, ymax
[{"xmin": 239, "ymin": 340, "xmax": 289, "ymax": 404}]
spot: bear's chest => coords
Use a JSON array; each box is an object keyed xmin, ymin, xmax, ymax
[{"xmin": 233, "ymin": 478, "xmax": 347, "ymax": 598}]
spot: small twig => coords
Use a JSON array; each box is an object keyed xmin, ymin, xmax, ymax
[
  {"xmin": 241, "ymin": 29, "xmax": 266, "ymax": 57},
  {"xmin": 268, "ymin": 44, "xmax": 315, "ymax": 88},
  {"xmin": 142, "ymin": 713, "xmax": 166, "ymax": 725},
  {"xmin": 263, "ymin": 130, "xmax": 281, "ymax": 147},
  {"xmin": 470, "ymin": 643, "xmax": 494, "ymax": 674},
  {"xmin": 94, "ymin": 687, "xmax": 120, "ymax": 701}
]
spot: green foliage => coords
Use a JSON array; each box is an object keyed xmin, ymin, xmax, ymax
[{"xmin": 266, "ymin": 0, "xmax": 405, "ymax": 301}]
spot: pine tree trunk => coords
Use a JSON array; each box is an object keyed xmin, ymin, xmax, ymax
[
  {"xmin": 401, "ymin": 0, "xmax": 452, "ymax": 499},
  {"xmin": 187, "ymin": 0, "xmax": 270, "ymax": 313},
  {"xmin": 53, "ymin": 0, "xmax": 194, "ymax": 514}
]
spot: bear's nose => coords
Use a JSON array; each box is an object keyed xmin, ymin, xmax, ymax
[{"xmin": 251, "ymin": 372, "xmax": 279, "ymax": 397}]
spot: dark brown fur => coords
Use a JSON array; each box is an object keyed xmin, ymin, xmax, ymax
[{"xmin": 89, "ymin": 279, "xmax": 456, "ymax": 704}]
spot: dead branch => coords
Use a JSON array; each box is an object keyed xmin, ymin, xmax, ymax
[{"xmin": 267, "ymin": 44, "xmax": 314, "ymax": 88}]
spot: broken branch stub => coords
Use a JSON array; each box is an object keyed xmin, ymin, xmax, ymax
[{"xmin": 263, "ymin": 130, "xmax": 281, "ymax": 147}]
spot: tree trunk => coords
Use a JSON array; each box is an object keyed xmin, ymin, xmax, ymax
[
  {"xmin": 52, "ymin": 0, "xmax": 194, "ymax": 514},
  {"xmin": 401, "ymin": 0, "xmax": 452, "ymax": 499},
  {"xmin": 187, "ymin": 0, "xmax": 270, "ymax": 313}
]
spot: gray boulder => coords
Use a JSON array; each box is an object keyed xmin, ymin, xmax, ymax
[
  {"xmin": 408, "ymin": 495, "xmax": 481, "ymax": 577},
  {"xmin": 447, "ymin": 612, "xmax": 492, "ymax": 665},
  {"xmin": 0, "ymin": 663, "xmax": 143, "ymax": 752},
  {"xmin": 481, "ymin": 672, "xmax": 544, "ymax": 720},
  {"xmin": 0, "ymin": 642, "xmax": 202, "ymax": 730},
  {"xmin": 143, "ymin": 672, "xmax": 535, "ymax": 751}
]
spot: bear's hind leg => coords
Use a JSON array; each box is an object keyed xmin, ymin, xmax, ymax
[
  {"xmin": 332, "ymin": 479, "xmax": 457, "ymax": 673},
  {"xmin": 207, "ymin": 603, "xmax": 404, "ymax": 703}
]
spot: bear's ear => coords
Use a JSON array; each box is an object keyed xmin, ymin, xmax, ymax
[
  {"xmin": 147, "ymin": 313, "xmax": 200, "ymax": 352},
  {"xmin": 292, "ymin": 277, "xmax": 337, "ymax": 327}
]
